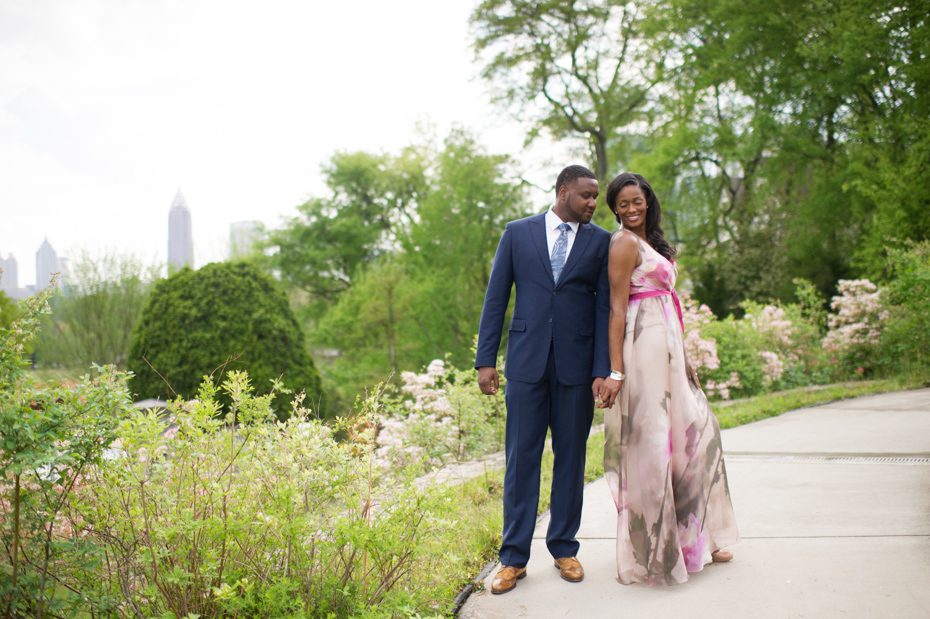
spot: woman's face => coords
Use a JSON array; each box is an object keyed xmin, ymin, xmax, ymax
[{"xmin": 614, "ymin": 184, "xmax": 647, "ymax": 233}]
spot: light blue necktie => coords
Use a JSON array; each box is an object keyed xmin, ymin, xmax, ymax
[{"xmin": 550, "ymin": 223, "xmax": 571, "ymax": 283}]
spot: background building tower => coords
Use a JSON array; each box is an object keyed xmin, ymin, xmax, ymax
[
  {"xmin": 0, "ymin": 253, "xmax": 18, "ymax": 296},
  {"xmin": 229, "ymin": 220, "xmax": 263, "ymax": 259},
  {"xmin": 168, "ymin": 189, "xmax": 194, "ymax": 271},
  {"xmin": 36, "ymin": 238, "xmax": 60, "ymax": 290}
]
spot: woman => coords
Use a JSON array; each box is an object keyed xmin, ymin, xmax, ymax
[{"xmin": 599, "ymin": 172, "xmax": 738, "ymax": 585}]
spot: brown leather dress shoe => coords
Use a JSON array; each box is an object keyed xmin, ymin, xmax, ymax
[
  {"xmin": 491, "ymin": 565, "xmax": 527, "ymax": 594},
  {"xmin": 711, "ymin": 549, "xmax": 733, "ymax": 563},
  {"xmin": 553, "ymin": 556, "xmax": 584, "ymax": 582}
]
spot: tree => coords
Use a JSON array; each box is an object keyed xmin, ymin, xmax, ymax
[
  {"xmin": 34, "ymin": 251, "xmax": 159, "ymax": 369},
  {"xmin": 265, "ymin": 150, "xmax": 427, "ymax": 320},
  {"xmin": 633, "ymin": 0, "xmax": 929, "ymax": 312},
  {"xmin": 306, "ymin": 131, "xmax": 529, "ymax": 406},
  {"xmin": 401, "ymin": 130, "xmax": 527, "ymax": 366},
  {"xmin": 470, "ymin": 0, "xmax": 662, "ymax": 184},
  {"xmin": 128, "ymin": 262, "xmax": 323, "ymax": 418}
]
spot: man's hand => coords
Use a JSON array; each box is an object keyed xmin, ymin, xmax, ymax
[
  {"xmin": 477, "ymin": 366, "xmax": 500, "ymax": 395},
  {"xmin": 592, "ymin": 377, "xmax": 605, "ymax": 408},
  {"xmin": 598, "ymin": 376, "xmax": 622, "ymax": 409}
]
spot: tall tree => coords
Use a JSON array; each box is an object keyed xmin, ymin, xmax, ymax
[
  {"xmin": 635, "ymin": 0, "xmax": 929, "ymax": 311},
  {"xmin": 471, "ymin": 0, "xmax": 663, "ymax": 183},
  {"xmin": 266, "ymin": 150, "xmax": 427, "ymax": 320},
  {"xmin": 307, "ymin": 131, "xmax": 529, "ymax": 405}
]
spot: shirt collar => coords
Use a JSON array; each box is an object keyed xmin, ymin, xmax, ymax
[{"xmin": 546, "ymin": 209, "xmax": 580, "ymax": 234}]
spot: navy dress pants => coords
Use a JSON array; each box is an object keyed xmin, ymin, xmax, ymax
[{"xmin": 499, "ymin": 343, "xmax": 594, "ymax": 567}]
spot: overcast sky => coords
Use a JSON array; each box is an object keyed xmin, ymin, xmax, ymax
[{"xmin": 0, "ymin": 0, "xmax": 577, "ymax": 288}]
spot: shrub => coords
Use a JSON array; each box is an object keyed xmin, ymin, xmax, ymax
[
  {"xmin": 700, "ymin": 317, "xmax": 763, "ymax": 398},
  {"xmin": 822, "ymin": 279, "xmax": 887, "ymax": 377},
  {"xmin": 70, "ymin": 373, "xmax": 450, "ymax": 617},
  {"xmin": 128, "ymin": 262, "xmax": 323, "ymax": 418},
  {"xmin": 376, "ymin": 358, "xmax": 505, "ymax": 471},
  {"xmin": 0, "ymin": 281, "xmax": 134, "ymax": 617},
  {"xmin": 0, "ymin": 291, "xmax": 16, "ymax": 331},
  {"xmin": 877, "ymin": 242, "xmax": 930, "ymax": 375},
  {"xmin": 680, "ymin": 293, "xmax": 721, "ymax": 376}
]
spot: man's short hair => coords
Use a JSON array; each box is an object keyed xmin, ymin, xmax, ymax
[{"xmin": 555, "ymin": 165, "xmax": 597, "ymax": 195}]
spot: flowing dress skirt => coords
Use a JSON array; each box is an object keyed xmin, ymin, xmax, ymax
[{"xmin": 604, "ymin": 296, "xmax": 739, "ymax": 585}]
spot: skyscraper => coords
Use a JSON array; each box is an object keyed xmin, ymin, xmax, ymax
[
  {"xmin": 229, "ymin": 220, "xmax": 263, "ymax": 259},
  {"xmin": 36, "ymin": 238, "xmax": 60, "ymax": 290},
  {"xmin": 0, "ymin": 253, "xmax": 17, "ymax": 295},
  {"xmin": 168, "ymin": 189, "xmax": 193, "ymax": 271}
]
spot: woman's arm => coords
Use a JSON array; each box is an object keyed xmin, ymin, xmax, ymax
[{"xmin": 599, "ymin": 232, "xmax": 640, "ymax": 409}]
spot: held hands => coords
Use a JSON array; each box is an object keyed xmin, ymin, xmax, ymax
[
  {"xmin": 594, "ymin": 375, "xmax": 622, "ymax": 409},
  {"xmin": 477, "ymin": 366, "xmax": 500, "ymax": 395}
]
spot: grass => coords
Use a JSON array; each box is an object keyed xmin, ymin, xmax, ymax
[
  {"xmin": 402, "ymin": 431, "xmax": 608, "ymax": 617},
  {"xmin": 427, "ymin": 374, "xmax": 928, "ymax": 616},
  {"xmin": 713, "ymin": 374, "xmax": 930, "ymax": 429}
]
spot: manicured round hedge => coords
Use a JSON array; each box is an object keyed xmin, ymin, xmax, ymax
[{"xmin": 128, "ymin": 262, "xmax": 322, "ymax": 418}]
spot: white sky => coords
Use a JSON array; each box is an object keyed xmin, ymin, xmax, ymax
[{"xmin": 0, "ymin": 0, "xmax": 579, "ymax": 288}]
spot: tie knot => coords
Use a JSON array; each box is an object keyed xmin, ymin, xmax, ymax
[{"xmin": 558, "ymin": 223, "xmax": 571, "ymax": 233}]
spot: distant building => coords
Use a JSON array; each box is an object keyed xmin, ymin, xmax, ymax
[
  {"xmin": 0, "ymin": 253, "xmax": 18, "ymax": 296},
  {"xmin": 36, "ymin": 238, "xmax": 60, "ymax": 290},
  {"xmin": 229, "ymin": 220, "xmax": 263, "ymax": 259},
  {"xmin": 168, "ymin": 189, "xmax": 194, "ymax": 271}
]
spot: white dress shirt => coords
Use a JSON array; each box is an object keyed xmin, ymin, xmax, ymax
[{"xmin": 545, "ymin": 208, "xmax": 579, "ymax": 261}]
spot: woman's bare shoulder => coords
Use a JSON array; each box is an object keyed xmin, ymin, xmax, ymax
[{"xmin": 609, "ymin": 229, "xmax": 640, "ymax": 251}]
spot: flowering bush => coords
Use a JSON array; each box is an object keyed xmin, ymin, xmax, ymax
[
  {"xmin": 376, "ymin": 358, "xmax": 505, "ymax": 470},
  {"xmin": 680, "ymin": 293, "xmax": 720, "ymax": 375},
  {"xmin": 64, "ymin": 374, "xmax": 453, "ymax": 617},
  {"xmin": 686, "ymin": 280, "xmax": 834, "ymax": 399},
  {"xmin": 822, "ymin": 279, "xmax": 888, "ymax": 376}
]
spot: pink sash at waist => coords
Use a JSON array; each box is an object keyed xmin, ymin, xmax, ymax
[{"xmin": 629, "ymin": 289, "xmax": 685, "ymax": 333}]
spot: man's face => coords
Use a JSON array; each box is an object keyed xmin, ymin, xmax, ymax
[{"xmin": 558, "ymin": 177, "xmax": 599, "ymax": 224}]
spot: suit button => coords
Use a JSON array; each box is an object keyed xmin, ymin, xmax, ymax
[{"xmin": 548, "ymin": 318, "xmax": 553, "ymax": 323}]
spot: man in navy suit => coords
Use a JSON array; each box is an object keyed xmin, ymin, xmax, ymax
[{"xmin": 476, "ymin": 165, "xmax": 611, "ymax": 594}]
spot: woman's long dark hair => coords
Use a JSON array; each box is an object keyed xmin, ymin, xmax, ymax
[{"xmin": 606, "ymin": 172, "xmax": 676, "ymax": 262}]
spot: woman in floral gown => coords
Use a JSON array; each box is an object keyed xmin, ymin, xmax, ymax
[{"xmin": 598, "ymin": 173, "xmax": 739, "ymax": 585}]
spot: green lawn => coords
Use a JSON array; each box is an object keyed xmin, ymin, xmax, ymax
[{"xmin": 713, "ymin": 375, "xmax": 929, "ymax": 429}]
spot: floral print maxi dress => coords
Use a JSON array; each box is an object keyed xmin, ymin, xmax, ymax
[{"xmin": 604, "ymin": 235, "xmax": 739, "ymax": 585}]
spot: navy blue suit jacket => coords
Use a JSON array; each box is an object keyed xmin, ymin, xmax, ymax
[{"xmin": 475, "ymin": 212, "xmax": 612, "ymax": 385}]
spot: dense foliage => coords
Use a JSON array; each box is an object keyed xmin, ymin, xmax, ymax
[
  {"xmin": 1, "ymin": 281, "xmax": 134, "ymax": 617},
  {"xmin": 472, "ymin": 0, "xmax": 930, "ymax": 314},
  {"xmin": 267, "ymin": 130, "xmax": 528, "ymax": 407},
  {"xmin": 128, "ymin": 262, "xmax": 323, "ymax": 418}
]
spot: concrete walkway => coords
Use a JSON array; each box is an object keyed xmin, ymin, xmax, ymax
[{"xmin": 459, "ymin": 389, "xmax": 930, "ymax": 618}]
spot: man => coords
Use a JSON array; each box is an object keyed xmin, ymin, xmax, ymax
[{"xmin": 475, "ymin": 165, "xmax": 611, "ymax": 594}]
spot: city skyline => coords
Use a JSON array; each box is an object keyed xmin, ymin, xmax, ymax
[
  {"xmin": 0, "ymin": 1, "xmax": 571, "ymax": 291},
  {"xmin": 1, "ymin": 194, "xmax": 272, "ymax": 292}
]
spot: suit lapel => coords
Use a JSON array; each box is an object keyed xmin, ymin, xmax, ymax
[
  {"xmin": 530, "ymin": 214, "xmax": 556, "ymax": 286},
  {"xmin": 555, "ymin": 223, "xmax": 592, "ymax": 288}
]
